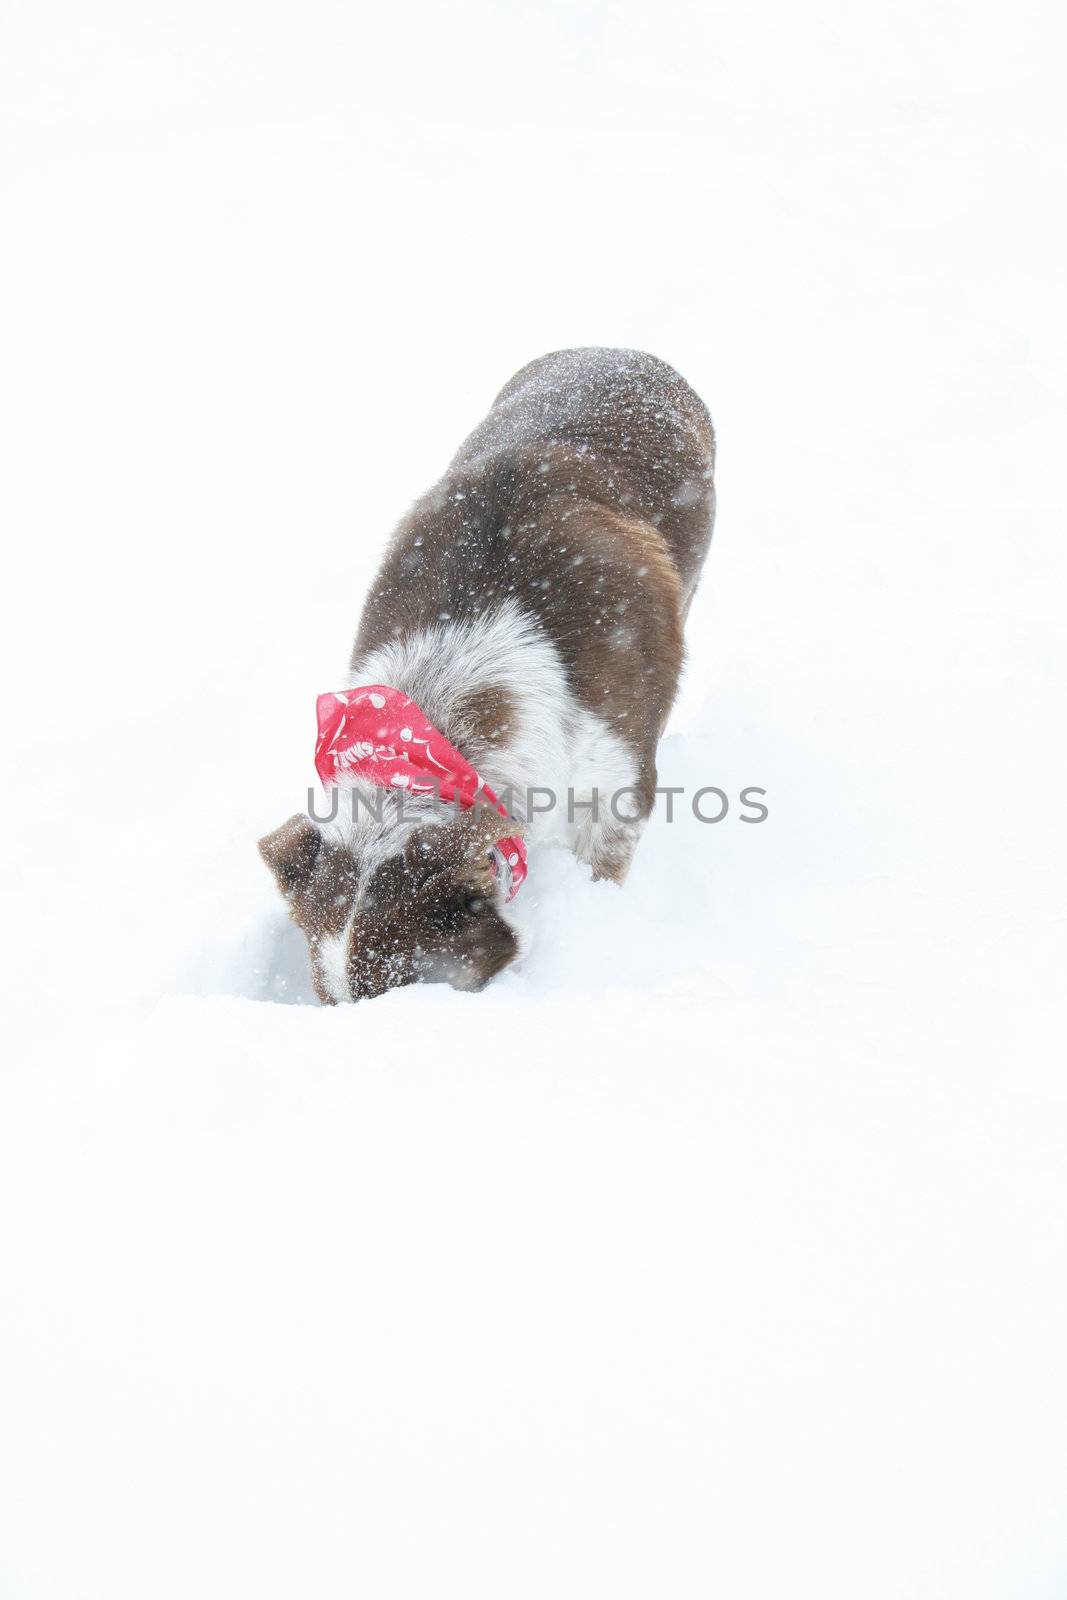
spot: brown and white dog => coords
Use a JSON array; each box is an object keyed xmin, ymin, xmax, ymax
[{"xmin": 260, "ymin": 347, "xmax": 715, "ymax": 1003}]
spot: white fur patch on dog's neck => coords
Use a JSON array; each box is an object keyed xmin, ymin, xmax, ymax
[{"xmin": 347, "ymin": 600, "xmax": 573, "ymax": 827}]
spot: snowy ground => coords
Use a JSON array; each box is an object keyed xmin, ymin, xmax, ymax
[{"xmin": 2, "ymin": 2, "xmax": 1066, "ymax": 1595}]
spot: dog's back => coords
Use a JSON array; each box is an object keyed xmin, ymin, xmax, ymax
[{"xmin": 454, "ymin": 347, "xmax": 715, "ymax": 608}]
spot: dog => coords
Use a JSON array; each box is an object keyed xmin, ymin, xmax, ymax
[{"xmin": 260, "ymin": 347, "xmax": 715, "ymax": 1003}]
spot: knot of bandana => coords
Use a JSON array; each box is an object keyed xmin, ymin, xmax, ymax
[{"xmin": 314, "ymin": 685, "xmax": 528, "ymax": 902}]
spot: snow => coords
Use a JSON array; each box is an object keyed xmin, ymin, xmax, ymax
[{"xmin": 2, "ymin": 2, "xmax": 1066, "ymax": 1595}]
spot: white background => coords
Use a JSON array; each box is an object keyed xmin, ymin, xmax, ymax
[{"xmin": 2, "ymin": 2, "xmax": 1066, "ymax": 1595}]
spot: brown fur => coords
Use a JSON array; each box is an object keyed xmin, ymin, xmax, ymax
[
  {"xmin": 450, "ymin": 682, "xmax": 516, "ymax": 757},
  {"xmin": 344, "ymin": 810, "xmax": 520, "ymax": 1000}
]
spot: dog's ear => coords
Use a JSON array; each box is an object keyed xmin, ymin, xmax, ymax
[
  {"xmin": 465, "ymin": 802, "xmax": 525, "ymax": 853},
  {"xmin": 258, "ymin": 814, "xmax": 322, "ymax": 897},
  {"xmin": 403, "ymin": 807, "xmax": 524, "ymax": 881}
]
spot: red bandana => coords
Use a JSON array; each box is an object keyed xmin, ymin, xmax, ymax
[{"xmin": 314, "ymin": 685, "xmax": 528, "ymax": 901}]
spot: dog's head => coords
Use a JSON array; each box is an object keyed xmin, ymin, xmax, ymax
[{"xmin": 259, "ymin": 808, "xmax": 520, "ymax": 1003}]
